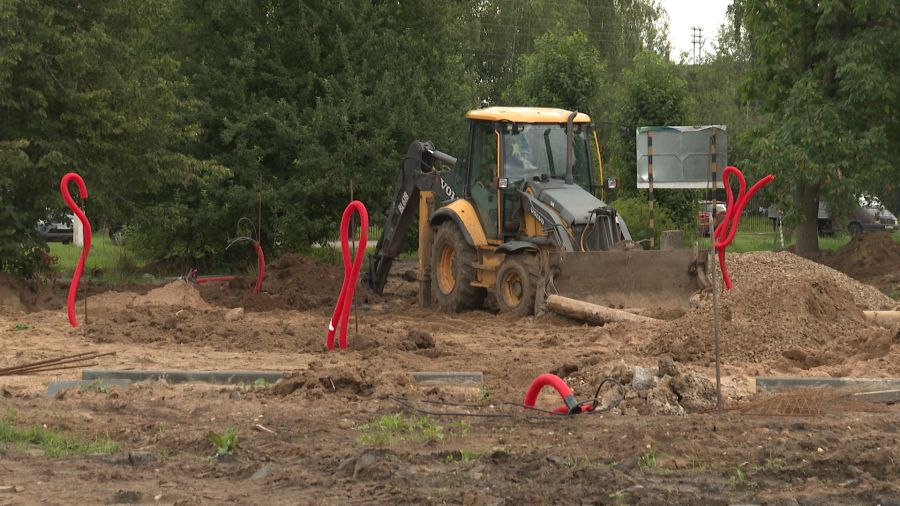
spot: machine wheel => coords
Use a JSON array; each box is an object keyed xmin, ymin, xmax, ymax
[
  {"xmin": 431, "ymin": 222, "xmax": 485, "ymax": 312},
  {"xmin": 848, "ymin": 222, "xmax": 862, "ymax": 237},
  {"xmin": 495, "ymin": 254, "xmax": 538, "ymax": 316}
]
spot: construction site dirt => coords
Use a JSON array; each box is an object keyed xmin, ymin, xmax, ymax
[{"xmin": 1, "ymin": 248, "xmax": 899, "ymax": 504}]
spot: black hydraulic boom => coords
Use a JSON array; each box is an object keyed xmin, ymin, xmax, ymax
[{"xmin": 367, "ymin": 141, "xmax": 458, "ymax": 294}]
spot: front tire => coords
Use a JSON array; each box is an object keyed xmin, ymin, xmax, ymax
[
  {"xmin": 848, "ymin": 222, "xmax": 862, "ymax": 236},
  {"xmin": 431, "ymin": 222, "xmax": 485, "ymax": 312},
  {"xmin": 495, "ymin": 254, "xmax": 538, "ymax": 316}
]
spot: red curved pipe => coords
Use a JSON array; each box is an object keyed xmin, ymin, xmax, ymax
[
  {"xmin": 253, "ymin": 241, "xmax": 265, "ymax": 295},
  {"xmin": 523, "ymin": 373, "xmax": 585, "ymax": 414},
  {"xmin": 711, "ymin": 166, "xmax": 774, "ymax": 289},
  {"xmin": 326, "ymin": 201, "xmax": 368, "ymax": 350},
  {"xmin": 60, "ymin": 173, "xmax": 92, "ymax": 328}
]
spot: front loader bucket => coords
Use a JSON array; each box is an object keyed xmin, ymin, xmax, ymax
[{"xmin": 549, "ymin": 249, "xmax": 709, "ymax": 319}]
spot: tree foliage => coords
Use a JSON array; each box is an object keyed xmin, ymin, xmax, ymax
[
  {"xmin": 741, "ymin": 0, "xmax": 900, "ymax": 254},
  {"xmin": 132, "ymin": 0, "xmax": 478, "ymax": 265},
  {"xmin": 505, "ymin": 30, "xmax": 605, "ymax": 112},
  {"xmin": 606, "ymin": 51, "xmax": 696, "ymax": 231},
  {"xmin": 472, "ymin": 0, "xmax": 670, "ymax": 105},
  {"xmin": 0, "ymin": 0, "xmax": 212, "ymax": 275},
  {"xmin": 3, "ymin": 0, "xmax": 765, "ymax": 274}
]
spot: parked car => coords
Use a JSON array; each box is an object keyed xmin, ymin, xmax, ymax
[
  {"xmin": 847, "ymin": 205, "xmax": 897, "ymax": 236},
  {"xmin": 35, "ymin": 213, "xmax": 74, "ymax": 243},
  {"xmin": 697, "ymin": 201, "xmax": 726, "ymax": 236}
]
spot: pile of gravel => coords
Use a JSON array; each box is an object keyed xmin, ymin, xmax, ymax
[{"xmin": 645, "ymin": 251, "xmax": 895, "ymax": 366}]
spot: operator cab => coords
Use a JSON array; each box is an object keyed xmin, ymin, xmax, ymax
[{"xmin": 460, "ymin": 107, "xmax": 600, "ymax": 241}]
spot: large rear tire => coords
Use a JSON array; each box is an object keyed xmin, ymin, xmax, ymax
[
  {"xmin": 495, "ymin": 254, "xmax": 538, "ymax": 316},
  {"xmin": 431, "ymin": 222, "xmax": 485, "ymax": 312},
  {"xmin": 848, "ymin": 222, "xmax": 862, "ymax": 237}
]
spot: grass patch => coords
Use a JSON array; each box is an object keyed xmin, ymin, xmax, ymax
[
  {"xmin": 697, "ymin": 231, "xmax": 853, "ymax": 253},
  {"xmin": 79, "ymin": 380, "xmax": 112, "ymax": 394},
  {"xmin": 48, "ymin": 231, "xmax": 149, "ymax": 282},
  {"xmin": 608, "ymin": 489, "xmax": 629, "ymax": 506},
  {"xmin": 357, "ymin": 413, "xmax": 445, "ymax": 447},
  {"xmin": 0, "ymin": 409, "xmax": 118, "ymax": 458},
  {"xmin": 8, "ymin": 323, "xmax": 29, "ymax": 331},
  {"xmin": 236, "ymin": 378, "xmax": 274, "ymax": 392},
  {"xmin": 638, "ymin": 446, "xmax": 657, "ymax": 472},
  {"xmin": 558, "ymin": 456, "xmax": 617, "ymax": 471},
  {"xmin": 728, "ymin": 466, "xmax": 748, "ymax": 490},
  {"xmin": 208, "ymin": 427, "xmax": 238, "ymax": 458},
  {"xmin": 444, "ymin": 449, "xmax": 481, "ymax": 464},
  {"xmin": 448, "ymin": 420, "xmax": 471, "ymax": 437}
]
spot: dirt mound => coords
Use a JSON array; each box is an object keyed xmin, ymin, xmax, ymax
[
  {"xmin": 265, "ymin": 362, "xmax": 417, "ymax": 400},
  {"xmin": 823, "ymin": 232, "xmax": 900, "ymax": 295},
  {"xmin": 134, "ymin": 280, "xmax": 212, "ymax": 309},
  {"xmin": 646, "ymin": 251, "xmax": 895, "ymax": 367},
  {"xmin": 0, "ymin": 273, "xmax": 64, "ymax": 314},
  {"xmin": 198, "ymin": 253, "xmax": 378, "ymax": 312}
]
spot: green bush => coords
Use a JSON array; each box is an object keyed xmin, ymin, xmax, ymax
[{"xmin": 611, "ymin": 196, "xmax": 686, "ymax": 247}]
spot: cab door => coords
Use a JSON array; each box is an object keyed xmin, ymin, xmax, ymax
[{"xmin": 467, "ymin": 121, "xmax": 500, "ymax": 241}]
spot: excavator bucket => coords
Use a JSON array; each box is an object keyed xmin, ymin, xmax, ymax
[{"xmin": 548, "ymin": 248, "xmax": 709, "ymax": 319}]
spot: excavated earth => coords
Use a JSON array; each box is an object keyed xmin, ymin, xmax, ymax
[{"xmin": 0, "ymin": 247, "xmax": 899, "ymax": 504}]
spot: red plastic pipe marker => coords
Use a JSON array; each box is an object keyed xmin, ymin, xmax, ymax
[
  {"xmin": 326, "ymin": 200, "xmax": 369, "ymax": 350},
  {"xmin": 252, "ymin": 241, "xmax": 265, "ymax": 295},
  {"xmin": 712, "ymin": 166, "xmax": 775, "ymax": 289},
  {"xmin": 192, "ymin": 238, "xmax": 266, "ymax": 293},
  {"xmin": 523, "ymin": 373, "xmax": 591, "ymax": 415},
  {"xmin": 60, "ymin": 173, "xmax": 92, "ymax": 328}
]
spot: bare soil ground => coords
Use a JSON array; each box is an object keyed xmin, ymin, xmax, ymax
[{"xmin": 1, "ymin": 249, "xmax": 899, "ymax": 505}]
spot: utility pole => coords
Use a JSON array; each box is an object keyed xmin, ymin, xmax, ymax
[{"xmin": 691, "ymin": 26, "xmax": 704, "ymax": 65}]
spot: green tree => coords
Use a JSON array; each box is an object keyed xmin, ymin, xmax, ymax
[
  {"xmin": 472, "ymin": 0, "xmax": 670, "ymax": 105},
  {"xmin": 684, "ymin": 2, "xmax": 760, "ymax": 171},
  {"xmin": 607, "ymin": 51, "xmax": 695, "ymax": 232},
  {"xmin": 145, "ymin": 0, "xmax": 477, "ymax": 265},
  {"xmin": 505, "ymin": 30, "xmax": 605, "ymax": 112},
  {"xmin": 0, "ymin": 0, "xmax": 215, "ymax": 275},
  {"xmin": 741, "ymin": 0, "xmax": 900, "ymax": 255}
]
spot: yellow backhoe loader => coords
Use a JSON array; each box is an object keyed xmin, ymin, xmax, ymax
[{"xmin": 366, "ymin": 107, "xmax": 708, "ymax": 317}]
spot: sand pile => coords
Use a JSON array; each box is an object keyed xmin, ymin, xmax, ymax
[
  {"xmin": 823, "ymin": 232, "xmax": 900, "ymax": 295},
  {"xmin": 0, "ymin": 273, "xmax": 63, "ymax": 314},
  {"xmin": 133, "ymin": 280, "xmax": 212, "ymax": 309},
  {"xmin": 825, "ymin": 232, "xmax": 900, "ymax": 279},
  {"xmin": 198, "ymin": 253, "xmax": 365, "ymax": 312},
  {"xmin": 85, "ymin": 280, "xmax": 211, "ymax": 312},
  {"xmin": 646, "ymin": 251, "xmax": 895, "ymax": 367}
]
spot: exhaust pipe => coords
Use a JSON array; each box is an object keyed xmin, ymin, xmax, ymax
[{"xmin": 565, "ymin": 111, "xmax": 577, "ymax": 185}]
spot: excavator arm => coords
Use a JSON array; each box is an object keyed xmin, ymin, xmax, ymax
[{"xmin": 367, "ymin": 141, "xmax": 458, "ymax": 294}]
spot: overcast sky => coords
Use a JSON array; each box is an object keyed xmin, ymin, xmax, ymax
[{"xmin": 658, "ymin": 0, "xmax": 731, "ymax": 62}]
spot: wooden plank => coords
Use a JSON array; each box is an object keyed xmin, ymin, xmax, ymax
[{"xmin": 546, "ymin": 294, "xmax": 659, "ymax": 325}]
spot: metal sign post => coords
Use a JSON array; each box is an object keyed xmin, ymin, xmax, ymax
[
  {"xmin": 647, "ymin": 131, "xmax": 655, "ymax": 249},
  {"xmin": 709, "ymin": 129, "xmax": 722, "ymax": 412}
]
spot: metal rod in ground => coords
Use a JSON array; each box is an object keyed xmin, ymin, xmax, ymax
[
  {"xmin": 257, "ymin": 172, "xmax": 263, "ymax": 243},
  {"xmin": 81, "ymin": 198, "xmax": 88, "ymax": 326},
  {"xmin": 709, "ymin": 128, "xmax": 723, "ymax": 412},
  {"xmin": 18, "ymin": 362, "xmax": 100, "ymax": 375},
  {"xmin": 0, "ymin": 351, "xmax": 99, "ymax": 375},
  {"xmin": 0, "ymin": 352, "xmax": 115, "ymax": 376},
  {"xmin": 350, "ymin": 179, "xmax": 358, "ymax": 334}
]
